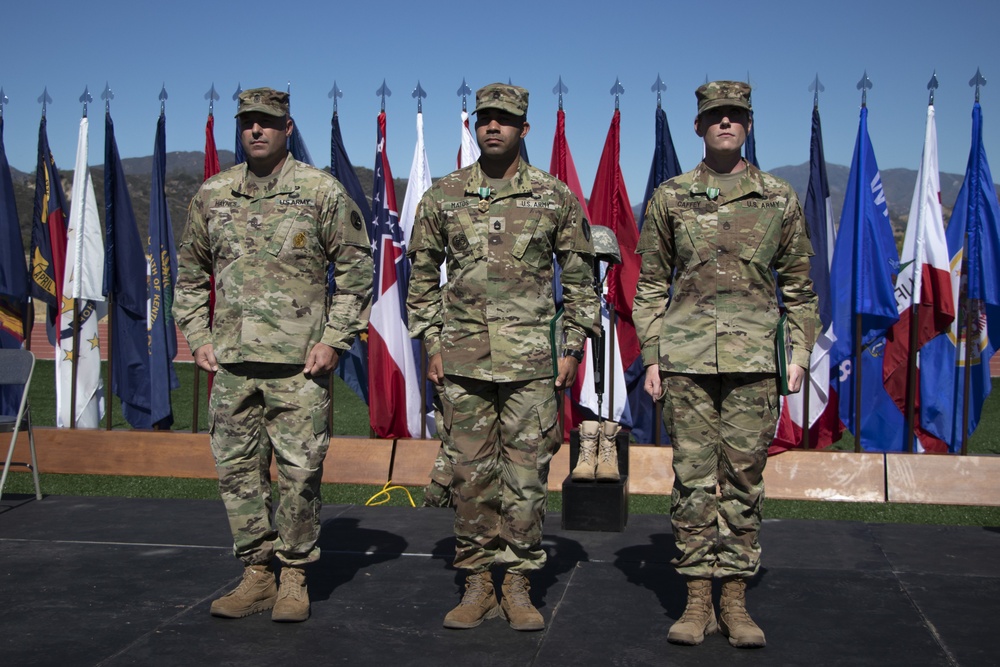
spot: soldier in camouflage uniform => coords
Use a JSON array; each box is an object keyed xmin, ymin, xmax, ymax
[
  {"xmin": 633, "ymin": 81, "xmax": 818, "ymax": 648},
  {"xmin": 175, "ymin": 87, "xmax": 373, "ymax": 623},
  {"xmin": 407, "ymin": 83, "xmax": 597, "ymax": 632}
]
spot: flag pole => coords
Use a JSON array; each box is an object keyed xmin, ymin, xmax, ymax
[
  {"xmin": 327, "ymin": 81, "xmax": 343, "ymax": 432},
  {"xmin": 412, "ymin": 80, "xmax": 428, "ymax": 437},
  {"xmin": 68, "ymin": 87, "xmax": 93, "ymax": 429},
  {"xmin": 102, "ymin": 84, "xmax": 114, "ymax": 430},
  {"xmin": 802, "ymin": 74, "xmax": 824, "ymax": 450},
  {"xmin": 853, "ymin": 71, "xmax": 873, "ymax": 453}
]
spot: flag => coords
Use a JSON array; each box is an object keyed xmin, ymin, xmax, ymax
[
  {"xmin": 399, "ymin": 111, "xmax": 432, "ymax": 247},
  {"xmin": 578, "ymin": 110, "xmax": 643, "ymax": 433},
  {"xmin": 148, "ymin": 113, "xmax": 179, "ymax": 427},
  {"xmin": 0, "ymin": 116, "xmax": 28, "ymax": 415},
  {"xmin": 829, "ymin": 106, "xmax": 902, "ymax": 450},
  {"xmin": 104, "ymin": 110, "xmax": 152, "ymax": 428},
  {"xmin": 368, "ymin": 111, "xmax": 422, "ymax": 438},
  {"xmin": 288, "ymin": 117, "xmax": 313, "ymax": 166},
  {"xmin": 744, "ymin": 113, "xmax": 759, "ymax": 169},
  {"xmin": 57, "ymin": 115, "xmax": 106, "ymax": 428},
  {"xmin": 457, "ymin": 110, "xmax": 480, "ymax": 169},
  {"xmin": 920, "ymin": 101, "xmax": 1000, "ymax": 451},
  {"xmin": 881, "ymin": 104, "xmax": 955, "ymax": 452},
  {"xmin": 637, "ymin": 106, "xmax": 682, "ymax": 232},
  {"xmin": 630, "ymin": 104, "xmax": 683, "ymax": 443},
  {"xmin": 772, "ymin": 106, "xmax": 842, "ymax": 452},
  {"xmin": 203, "ymin": 113, "xmax": 221, "ymax": 397},
  {"xmin": 330, "ymin": 111, "xmax": 372, "ymax": 405},
  {"xmin": 30, "ymin": 118, "xmax": 69, "ymax": 375}
]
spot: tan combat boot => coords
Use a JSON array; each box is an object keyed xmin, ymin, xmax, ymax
[
  {"xmin": 571, "ymin": 420, "xmax": 600, "ymax": 481},
  {"xmin": 272, "ymin": 566, "xmax": 310, "ymax": 622},
  {"xmin": 210, "ymin": 564, "xmax": 278, "ymax": 618},
  {"xmin": 719, "ymin": 577, "xmax": 766, "ymax": 648},
  {"xmin": 667, "ymin": 578, "xmax": 718, "ymax": 645},
  {"xmin": 444, "ymin": 570, "xmax": 501, "ymax": 629},
  {"xmin": 500, "ymin": 571, "xmax": 545, "ymax": 631},
  {"xmin": 595, "ymin": 420, "xmax": 621, "ymax": 482}
]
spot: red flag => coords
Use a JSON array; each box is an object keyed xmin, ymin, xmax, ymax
[
  {"xmin": 203, "ymin": 114, "xmax": 221, "ymax": 395},
  {"xmin": 368, "ymin": 112, "xmax": 422, "ymax": 438},
  {"xmin": 882, "ymin": 104, "xmax": 954, "ymax": 451}
]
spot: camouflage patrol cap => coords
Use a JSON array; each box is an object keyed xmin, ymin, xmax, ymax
[
  {"xmin": 235, "ymin": 87, "xmax": 289, "ymax": 118},
  {"xmin": 474, "ymin": 83, "xmax": 529, "ymax": 117},
  {"xmin": 696, "ymin": 80, "xmax": 752, "ymax": 116}
]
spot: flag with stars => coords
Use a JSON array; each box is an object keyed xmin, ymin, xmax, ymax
[
  {"xmin": 56, "ymin": 114, "xmax": 106, "ymax": 427},
  {"xmin": 0, "ymin": 116, "xmax": 28, "ymax": 415},
  {"xmin": 367, "ymin": 111, "xmax": 422, "ymax": 438}
]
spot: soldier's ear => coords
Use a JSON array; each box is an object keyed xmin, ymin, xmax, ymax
[
  {"xmin": 520, "ymin": 120, "xmax": 530, "ymax": 139},
  {"xmin": 694, "ymin": 115, "xmax": 705, "ymax": 138},
  {"xmin": 285, "ymin": 116, "xmax": 294, "ymax": 138}
]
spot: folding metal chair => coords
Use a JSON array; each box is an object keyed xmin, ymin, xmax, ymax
[{"xmin": 0, "ymin": 349, "xmax": 40, "ymax": 501}]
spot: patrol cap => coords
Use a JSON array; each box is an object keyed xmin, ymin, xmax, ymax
[
  {"xmin": 235, "ymin": 87, "xmax": 290, "ymax": 118},
  {"xmin": 695, "ymin": 80, "xmax": 752, "ymax": 116},
  {"xmin": 474, "ymin": 83, "xmax": 529, "ymax": 117}
]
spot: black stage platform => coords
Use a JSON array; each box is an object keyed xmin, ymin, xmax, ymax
[{"xmin": 1, "ymin": 494, "xmax": 997, "ymax": 666}]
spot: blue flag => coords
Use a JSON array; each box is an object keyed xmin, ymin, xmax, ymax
[
  {"xmin": 330, "ymin": 112, "xmax": 372, "ymax": 404},
  {"xmin": 629, "ymin": 105, "xmax": 683, "ymax": 443},
  {"xmin": 104, "ymin": 111, "xmax": 152, "ymax": 428},
  {"xmin": 828, "ymin": 106, "xmax": 902, "ymax": 450},
  {"xmin": 744, "ymin": 116, "xmax": 759, "ymax": 169},
  {"xmin": 0, "ymin": 117, "xmax": 28, "ymax": 414},
  {"xmin": 148, "ymin": 113, "xmax": 179, "ymax": 428},
  {"xmin": 920, "ymin": 101, "xmax": 1000, "ymax": 450},
  {"xmin": 288, "ymin": 117, "xmax": 313, "ymax": 166},
  {"xmin": 805, "ymin": 107, "xmax": 835, "ymax": 330}
]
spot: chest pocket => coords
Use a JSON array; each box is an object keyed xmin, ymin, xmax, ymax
[
  {"xmin": 213, "ymin": 208, "xmax": 245, "ymax": 258},
  {"xmin": 673, "ymin": 215, "xmax": 712, "ymax": 267},
  {"xmin": 511, "ymin": 211, "xmax": 551, "ymax": 269},
  {"xmin": 451, "ymin": 209, "xmax": 486, "ymax": 267},
  {"xmin": 264, "ymin": 203, "xmax": 316, "ymax": 259},
  {"xmin": 737, "ymin": 209, "xmax": 781, "ymax": 269}
]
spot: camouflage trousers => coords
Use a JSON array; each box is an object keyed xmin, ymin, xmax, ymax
[
  {"xmin": 441, "ymin": 375, "xmax": 559, "ymax": 573},
  {"xmin": 661, "ymin": 372, "xmax": 778, "ymax": 579},
  {"xmin": 211, "ymin": 363, "xmax": 330, "ymax": 567}
]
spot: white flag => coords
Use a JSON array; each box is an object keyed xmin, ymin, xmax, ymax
[
  {"xmin": 57, "ymin": 116, "xmax": 106, "ymax": 428},
  {"xmin": 399, "ymin": 111, "xmax": 433, "ymax": 247},
  {"xmin": 458, "ymin": 110, "xmax": 480, "ymax": 168}
]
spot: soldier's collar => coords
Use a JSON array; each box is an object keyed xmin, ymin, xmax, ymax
[
  {"xmin": 688, "ymin": 160, "xmax": 765, "ymax": 199},
  {"xmin": 463, "ymin": 159, "xmax": 533, "ymax": 198},
  {"xmin": 234, "ymin": 156, "xmax": 298, "ymax": 198}
]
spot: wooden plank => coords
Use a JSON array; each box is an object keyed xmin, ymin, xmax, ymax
[
  {"xmin": 323, "ymin": 438, "xmax": 393, "ymax": 484},
  {"xmin": 886, "ymin": 454, "xmax": 1000, "ymax": 506},
  {"xmin": 385, "ymin": 439, "xmax": 439, "ymax": 487},
  {"xmin": 764, "ymin": 450, "xmax": 886, "ymax": 502},
  {"xmin": 628, "ymin": 445, "xmax": 674, "ymax": 495}
]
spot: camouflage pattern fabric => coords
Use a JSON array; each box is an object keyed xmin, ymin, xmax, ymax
[
  {"xmin": 175, "ymin": 156, "xmax": 373, "ymax": 364},
  {"xmin": 441, "ymin": 375, "xmax": 559, "ymax": 573},
  {"xmin": 634, "ymin": 160, "xmax": 818, "ymax": 374},
  {"xmin": 175, "ymin": 156, "xmax": 372, "ymax": 569},
  {"xmin": 695, "ymin": 80, "xmax": 752, "ymax": 116},
  {"xmin": 407, "ymin": 159, "xmax": 598, "ymax": 381},
  {"xmin": 661, "ymin": 372, "xmax": 777, "ymax": 578},
  {"xmin": 473, "ymin": 82, "xmax": 529, "ymax": 117},
  {"xmin": 211, "ymin": 363, "xmax": 331, "ymax": 567}
]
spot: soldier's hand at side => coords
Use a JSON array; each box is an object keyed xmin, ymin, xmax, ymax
[
  {"xmin": 555, "ymin": 356, "xmax": 579, "ymax": 389},
  {"xmin": 787, "ymin": 364, "xmax": 806, "ymax": 394},
  {"xmin": 644, "ymin": 364, "xmax": 663, "ymax": 400},
  {"xmin": 193, "ymin": 344, "xmax": 218, "ymax": 373},
  {"xmin": 427, "ymin": 353, "xmax": 444, "ymax": 386},
  {"xmin": 304, "ymin": 343, "xmax": 340, "ymax": 377}
]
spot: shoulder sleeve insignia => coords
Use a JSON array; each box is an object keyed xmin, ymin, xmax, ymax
[{"xmin": 351, "ymin": 210, "xmax": 363, "ymax": 230}]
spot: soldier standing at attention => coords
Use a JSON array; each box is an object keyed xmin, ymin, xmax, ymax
[
  {"xmin": 175, "ymin": 87, "xmax": 373, "ymax": 623},
  {"xmin": 633, "ymin": 81, "xmax": 818, "ymax": 648},
  {"xmin": 407, "ymin": 83, "xmax": 598, "ymax": 631}
]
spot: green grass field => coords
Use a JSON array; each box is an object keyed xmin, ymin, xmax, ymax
[{"xmin": 5, "ymin": 360, "xmax": 1000, "ymax": 527}]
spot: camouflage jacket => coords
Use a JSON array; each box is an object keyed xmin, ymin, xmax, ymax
[
  {"xmin": 174, "ymin": 156, "xmax": 373, "ymax": 365},
  {"xmin": 633, "ymin": 161, "xmax": 818, "ymax": 374},
  {"xmin": 407, "ymin": 159, "xmax": 598, "ymax": 382}
]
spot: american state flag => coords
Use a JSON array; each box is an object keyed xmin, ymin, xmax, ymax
[{"xmin": 367, "ymin": 111, "xmax": 422, "ymax": 438}]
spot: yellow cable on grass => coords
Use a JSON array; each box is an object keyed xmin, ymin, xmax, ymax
[{"xmin": 365, "ymin": 480, "xmax": 416, "ymax": 507}]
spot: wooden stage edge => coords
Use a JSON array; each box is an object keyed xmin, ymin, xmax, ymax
[{"xmin": 6, "ymin": 428, "xmax": 1000, "ymax": 507}]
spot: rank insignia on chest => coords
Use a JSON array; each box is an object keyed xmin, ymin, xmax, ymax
[
  {"xmin": 490, "ymin": 217, "xmax": 506, "ymax": 233},
  {"xmin": 293, "ymin": 232, "xmax": 307, "ymax": 248},
  {"xmin": 452, "ymin": 233, "xmax": 470, "ymax": 251}
]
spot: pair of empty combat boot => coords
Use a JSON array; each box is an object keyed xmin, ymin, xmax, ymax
[{"xmin": 571, "ymin": 420, "xmax": 620, "ymax": 482}]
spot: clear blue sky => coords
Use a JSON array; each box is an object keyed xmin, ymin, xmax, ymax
[{"xmin": 1, "ymin": 0, "xmax": 997, "ymax": 203}]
